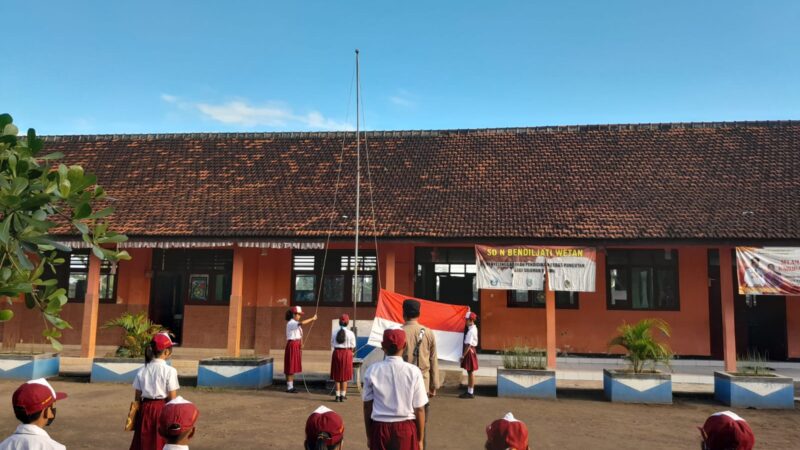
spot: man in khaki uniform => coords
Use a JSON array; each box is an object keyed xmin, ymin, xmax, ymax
[{"xmin": 401, "ymin": 299, "xmax": 438, "ymax": 449}]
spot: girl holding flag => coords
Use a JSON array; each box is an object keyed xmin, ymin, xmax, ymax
[{"xmin": 285, "ymin": 306, "xmax": 318, "ymax": 393}]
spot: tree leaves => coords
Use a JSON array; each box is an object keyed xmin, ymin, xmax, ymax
[{"xmin": 0, "ymin": 113, "xmax": 130, "ymax": 348}]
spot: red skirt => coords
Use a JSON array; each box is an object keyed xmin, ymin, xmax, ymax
[
  {"xmin": 461, "ymin": 347, "xmax": 479, "ymax": 371},
  {"xmin": 331, "ymin": 348, "xmax": 354, "ymax": 382},
  {"xmin": 129, "ymin": 399, "xmax": 165, "ymax": 450},
  {"xmin": 369, "ymin": 420, "xmax": 419, "ymax": 450},
  {"xmin": 284, "ymin": 339, "xmax": 302, "ymax": 375}
]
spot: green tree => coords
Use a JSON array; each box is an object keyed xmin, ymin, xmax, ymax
[{"xmin": 0, "ymin": 113, "xmax": 130, "ymax": 350}]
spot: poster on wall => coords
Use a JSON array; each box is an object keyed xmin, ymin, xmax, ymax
[
  {"xmin": 189, "ymin": 274, "xmax": 209, "ymax": 301},
  {"xmin": 475, "ymin": 245, "xmax": 596, "ymax": 292},
  {"xmin": 736, "ymin": 247, "xmax": 800, "ymax": 295}
]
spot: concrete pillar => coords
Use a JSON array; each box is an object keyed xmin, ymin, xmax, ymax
[
  {"xmin": 719, "ymin": 247, "xmax": 737, "ymax": 372},
  {"xmin": 545, "ymin": 275, "xmax": 557, "ymax": 369},
  {"xmin": 226, "ymin": 247, "xmax": 245, "ymax": 357},
  {"xmin": 80, "ymin": 254, "xmax": 102, "ymax": 358},
  {"xmin": 385, "ymin": 248, "xmax": 396, "ymax": 292}
]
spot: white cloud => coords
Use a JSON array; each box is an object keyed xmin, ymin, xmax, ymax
[
  {"xmin": 389, "ymin": 89, "xmax": 416, "ymax": 108},
  {"xmin": 162, "ymin": 94, "xmax": 353, "ymax": 131}
]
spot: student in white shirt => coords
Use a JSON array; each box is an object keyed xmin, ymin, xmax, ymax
[
  {"xmin": 330, "ymin": 313, "xmax": 357, "ymax": 402},
  {"xmin": 130, "ymin": 332, "xmax": 180, "ymax": 450},
  {"xmin": 285, "ymin": 306, "xmax": 318, "ymax": 393},
  {"xmin": 460, "ymin": 311, "xmax": 479, "ymax": 399},
  {"xmin": 362, "ymin": 328, "xmax": 428, "ymax": 450},
  {"xmin": 158, "ymin": 396, "xmax": 199, "ymax": 450},
  {"xmin": 0, "ymin": 378, "xmax": 67, "ymax": 450}
]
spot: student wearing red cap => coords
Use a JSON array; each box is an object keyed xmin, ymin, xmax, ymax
[
  {"xmin": 699, "ymin": 411, "xmax": 755, "ymax": 450},
  {"xmin": 460, "ymin": 311, "xmax": 479, "ymax": 399},
  {"xmin": 158, "ymin": 396, "xmax": 199, "ymax": 450},
  {"xmin": 305, "ymin": 406, "xmax": 345, "ymax": 450},
  {"xmin": 363, "ymin": 328, "xmax": 428, "ymax": 450},
  {"xmin": 285, "ymin": 305, "xmax": 318, "ymax": 393},
  {"xmin": 485, "ymin": 412, "xmax": 529, "ymax": 450},
  {"xmin": 0, "ymin": 378, "xmax": 67, "ymax": 450},
  {"xmin": 331, "ymin": 313, "xmax": 356, "ymax": 402},
  {"xmin": 130, "ymin": 332, "xmax": 180, "ymax": 450}
]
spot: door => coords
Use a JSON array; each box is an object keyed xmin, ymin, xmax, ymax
[
  {"xmin": 734, "ymin": 292, "xmax": 788, "ymax": 360},
  {"xmin": 707, "ymin": 250, "xmax": 724, "ymax": 359},
  {"xmin": 149, "ymin": 273, "xmax": 185, "ymax": 343},
  {"xmin": 437, "ymin": 274, "xmax": 475, "ymax": 306}
]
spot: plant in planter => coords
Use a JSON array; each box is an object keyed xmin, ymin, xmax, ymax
[
  {"xmin": 714, "ymin": 351, "xmax": 794, "ymax": 409},
  {"xmin": 497, "ymin": 346, "xmax": 556, "ymax": 399},
  {"xmin": 604, "ymin": 318, "xmax": 673, "ymax": 404},
  {"xmin": 89, "ymin": 312, "xmax": 165, "ymax": 383}
]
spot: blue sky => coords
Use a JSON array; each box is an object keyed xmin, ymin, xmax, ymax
[{"xmin": 3, "ymin": 1, "xmax": 799, "ymax": 134}]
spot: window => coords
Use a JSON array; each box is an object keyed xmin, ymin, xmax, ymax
[
  {"xmin": 53, "ymin": 251, "xmax": 117, "ymax": 303},
  {"xmin": 507, "ymin": 290, "xmax": 579, "ymax": 309},
  {"xmin": 291, "ymin": 251, "xmax": 378, "ymax": 305},
  {"xmin": 414, "ymin": 247, "xmax": 478, "ymax": 306},
  {"xmin": 606, "ymin": 250, "xmax": 679, "ymax": 310},
  {"xmin": 152, "ymin": 249, "xmax": 234, "ymax": 305}
]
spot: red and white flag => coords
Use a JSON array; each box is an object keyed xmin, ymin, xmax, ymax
[{"xmin": 368, "ymin": 289, "xmax": 470, "ymax": 362}]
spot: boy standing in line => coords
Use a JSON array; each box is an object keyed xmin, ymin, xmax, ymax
[
  {"xmin": 363, "ymin": 328, "xmax": 428, "ymax": 450},
  {"xmin": 0, "ymin": 378, "xmax": 67, "ymax": 450}
]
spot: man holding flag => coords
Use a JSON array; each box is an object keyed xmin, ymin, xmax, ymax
[{"xmin": 401, "ymin": 299, "xmax": 438, "ymax": 449}]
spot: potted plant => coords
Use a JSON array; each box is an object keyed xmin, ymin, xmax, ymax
[
  {"xmin": 604, "ymin": 318, "xmax": 673, "ymax": 404},
  {"xmin": 90, "ymin": 312, "xmax": 165, "ymax": 383},
  {"xmin": 714, "ymin": 351, "xmax": 794, "ymax": 409},
  {"xmin": 496, "ymin": 346, "xmax": 556, "ymax": 399},
  {"xmin": 197, "ymin": 355, "xmax": 274, "ymax": 389}
]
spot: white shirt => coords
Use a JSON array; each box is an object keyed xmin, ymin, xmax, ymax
[
  {"xmin": 464, "ymin": 324, "xmax": 478, "ymax": 347},
  {"xmin": 331, "ymin": 327, "xmax": 356, "ymax": 349},
  {"xmin": 0, "ymin": 424, "xmax": 65, "ymax": 450},
  {"xmin": 286, "ymin": 319, "xmax": 303, "ymax": 340},
  {"xmin": 133, "ymin": 358, "xmax": 180, "ymax": 399},
  {"xmin": 362, "ymin": 356, "xmax": 428, "ymax": 422},
  {"xmin": 163, "ymin": 446, "xmax": 189, "ymax": 450}
]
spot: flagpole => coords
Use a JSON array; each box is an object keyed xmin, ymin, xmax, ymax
[{"xmin": 353, "ymin": 48, "xmax": 361, "ymax": 340}]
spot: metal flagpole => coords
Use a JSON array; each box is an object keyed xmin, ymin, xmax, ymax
[{"xmin": 353, "ymin": 49, "xmax": 361, "ymax": 340}]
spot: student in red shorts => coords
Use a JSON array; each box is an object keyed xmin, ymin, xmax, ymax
[{"xmin": 363, "ymin": 328, "xmax": 428, "ymax": 450}]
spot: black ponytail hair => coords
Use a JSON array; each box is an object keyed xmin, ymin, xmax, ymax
[
  {"xmin": 335, "ymin": 319, "xmax": 347, "ymax": 344},
  {"xmin": 144, "ymin": 340, "xmax": 167, "ymax": 365},
  {"xmin": 285, "ymin": 309, "xmax": 294, "ymax": 321},
  {"xmin": 304, "ymin": 433, "xmax": 339, "ymax": 450}
]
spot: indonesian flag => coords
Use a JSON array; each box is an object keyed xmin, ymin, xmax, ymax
[{"xmin": 368, "ymin": 289, "xmax": 469, "ymax": 362}]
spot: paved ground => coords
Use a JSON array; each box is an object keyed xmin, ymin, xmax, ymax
[{"xmin": 0, "ymin": 379, "xmax": 798, "ymax": 449}]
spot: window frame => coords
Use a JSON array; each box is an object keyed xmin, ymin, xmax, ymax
[
  {"xmin": 291, "ymin": 250, "xmax": 379, "ymax": 307},
  {"xmin": 506, "ymin": 290, "xmax": 580, "ymax": 309},
  {"xmin": 54, "ymin": 250, "xmax": 118, "ymax": 304},
  {"xmin": 605, "ymin": 249, "xmax": 680, "ymax": 311}
]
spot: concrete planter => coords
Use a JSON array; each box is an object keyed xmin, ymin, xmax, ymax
[
  {"xmin": 197, "ymin": 357, "xmax": 273, "ymax": 389},
  {"xmin": 603, "ymin": 369, "xmax": 672, "ymax": 404},
  {"xmin": 0, "ymin": 353, "xmax": 60, "ymax": 380},
  {"xmin": 91, "ymin": 357, "xmax": 150, "ymax": 383},
  {"xmin": 714, "ymin": 371, "xmax": 794, "ymax": 409},
  {"xmin": 497, "ymin": 367, "xmax": 557, "ymax": 399}
]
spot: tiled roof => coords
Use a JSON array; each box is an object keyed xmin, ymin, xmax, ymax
[{"xmin": 44, "ymin": 121, "xmax": 800, "ymax": 241}]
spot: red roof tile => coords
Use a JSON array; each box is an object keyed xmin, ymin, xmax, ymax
[{"xmin": 44, "ymin": 121, "xmax": 800, "ymax": 241}]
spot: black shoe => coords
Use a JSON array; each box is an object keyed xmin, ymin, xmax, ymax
[
  {"xmin": 287, "ymin": 388, "xmax": 298, "ymax": 394},
  {"xmin": 335, "ymin": 396, "xmax": 342, "ymax": 402},
  {"xmin": 341, "ymin": 395, "xmax": 347, "ymax": 401},
  {"xmin": 459, "ymin": 392, "xmax": 475, "ymax": 399}
]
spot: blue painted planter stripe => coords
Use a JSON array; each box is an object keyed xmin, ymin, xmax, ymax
[
  {"xmin": 197, "ymin": 362, "xmax": 273, "ymax": 389},
  {"xmin": 0, "ymin": 356, "xmax": 60, "ymax": 380},
  {"xmin": 90, "ymin": 362, "xmax": 143, "ymax": 384},
  {"xmin": 714, "ymin": 373, "xmax": 794, "ymax": 409},
  {"xmin": 603, "ymin": 371, "xmax": 672, "ymax": 404},
  {"xmin": 497, "ymin": 370, "xmax": 557, "ymax": 399}
]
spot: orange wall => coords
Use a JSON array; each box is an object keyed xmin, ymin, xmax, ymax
[{"xmin": 480, "ymin": 247, "xmax": 712, "ymax": 356}]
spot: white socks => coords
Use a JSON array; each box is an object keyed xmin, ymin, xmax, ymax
[
  {"xmin": 287, "ymin": 381, "xmax": 294, "ymax": 390},
  {"xmin": 468, "ymin": 387, "xmax": 474, "ymax": 394},
  {"xmin": 336, "ymin": 390, "xmax": 347, "ymax": 397}
]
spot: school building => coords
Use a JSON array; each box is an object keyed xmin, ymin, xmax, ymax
[{"xmin": 2, "ymin": 121, "xmax": 798, "ymax": 370}]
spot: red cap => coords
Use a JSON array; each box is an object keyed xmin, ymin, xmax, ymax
[
  {"xmin": 291, "ymin": 306, "xmax": 304, "ymax": 315},
  {"xmin": 700, "ymin": 411, "xmax": 754, "ymax": 450},
  {"xmin": 339, "ymin": 313, "xmax": 350, "ymax": 324},
  {"xmin": 382, "ymin": 328, "xmax": 406, "ymax": 350},
  {"xmin": 486, "ymin": 413, "xmax": 529, "ymax": 450},
  {"xmin": 468, "ymin": 312, "xmax": 478, "ymax": 321},
  {"xmin": 159, "ymin": 397, "xmax": 199, "ymax": 438},
  {"xmin": 153, "ymin": 332, "xmax": 174, "ymax": 352},
  {"xmin": 12, "ymin": 379, "xmax": 67, "ymax": 416},
  {"xmin": 305, "ymin": 406, "xmax": 344, "ymax": 447}
]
